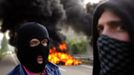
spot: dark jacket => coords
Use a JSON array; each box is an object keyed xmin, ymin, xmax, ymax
[
  {"xmin": 8, "ymin": 62, "xmax": 61, "ymax": 75},
  {"xmin": 92, "ymin": 0, "xmax": 134, "ymax": 75}
]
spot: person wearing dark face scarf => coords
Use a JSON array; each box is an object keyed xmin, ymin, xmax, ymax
[
  {"xmin": 92, "ymin": 0, "xmax": 134, "ymax": 75},
  {"xmin": 8, "ymin": 22, "xmax": 61, "ymax": 75}
]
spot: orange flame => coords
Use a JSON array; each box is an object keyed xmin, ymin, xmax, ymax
[
  {"xmin": 59, "ymin": 41, "xmax": 67, "ymax": 51},
  {"xmin": 49, "ymin": 42, "xmax": 81, "ymax": 66}
]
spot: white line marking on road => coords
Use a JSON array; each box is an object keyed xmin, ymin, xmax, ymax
[
  {"xmin": 59, "ymin": 67, "xmax": 66, "ymax": 72},
  {"xmin": 80, "ymin": 65, "xmax": 93, "ymax": 69}
]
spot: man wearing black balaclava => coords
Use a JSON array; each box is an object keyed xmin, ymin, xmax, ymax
[
  {"xmin": 8, "ymin": 22, "xmax": 61, "ymax": 75},
  {"xmin": 92, "ymin": 0, "xmax": 134, "ymax": 75}
]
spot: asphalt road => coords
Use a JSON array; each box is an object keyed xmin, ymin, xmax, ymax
[
  {"xmin": 59, "ymin": 65, "xmax": 92, "ymax": 75},
  {"xmin": 0, "ymin": 54, "xmax": 92, "ymax": 75}
]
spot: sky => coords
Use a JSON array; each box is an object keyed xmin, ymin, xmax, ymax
[
  {"xmin": 83, "ymin": 0, "xmax": 101, "ymax": 4},
  {"xmin": 0, "ymin": 31, "xmax": 9, "ymax": 42},
  {"xmin": 82, "ymin": 0, "xmax": 101, "ymax": 8}
]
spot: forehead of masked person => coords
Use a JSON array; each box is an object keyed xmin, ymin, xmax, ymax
[{"xmin": 16, "ymin": 22, "xmax": 50, "ymax": 47}]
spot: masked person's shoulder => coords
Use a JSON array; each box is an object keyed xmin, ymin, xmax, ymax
[{"xmin": 46, "ymin": 62, "xmax": 60, "ymax": 71}]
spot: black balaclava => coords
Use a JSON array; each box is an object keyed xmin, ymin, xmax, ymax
[
  {"xmin": 16, "ymin": 22, "xmax": 50, "ymax": 73},
  {"xmin": 92, "ymin": 0, "xmax": 134, "ymax": 75}
]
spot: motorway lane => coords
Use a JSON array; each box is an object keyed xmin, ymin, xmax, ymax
[
  {"xmin": 59, "ymin": 65, "xmax": 92, "ymax": 75},
  {"xmin": 0, "ymin": 54, "xmax": 93, "ymax": 75}
]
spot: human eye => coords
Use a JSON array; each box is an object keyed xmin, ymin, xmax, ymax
[
  {"xmin": 97, "ymin": 24, "xmax": 104, "ymax": 34},
  {"xmin": 30, "ymin": 39, "xmax": 40, "ymax": 47},
  {"xmin": 41, "ymin": 39, "xmax": 48, "ymax": 47},
  {"xmin": 116, "ymin": 25, "xmax": 126, "ymax": 32},
  {"xmin": 108, "ymin": 21, "xmax": 126, "ymax": 32}
]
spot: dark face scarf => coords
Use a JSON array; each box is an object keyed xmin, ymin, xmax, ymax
[
  {"xmin": 16, "ymin": 22, "xmax": 50, "ymax": 73},
  {"xmin": 97, "ymin": 35, "xmax": 134, "ymax": 75}
]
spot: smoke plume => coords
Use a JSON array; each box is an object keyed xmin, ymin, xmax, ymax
[
  {"xmin": 60, "ymin": 0, "xmax": 91, "ymax": 36},
  {"xmin": 0, "ymin": 0, "xmax": 92, "ymax": 46},
  {"xmin": 0, "ymin": 0, "xmax": 65, "ymax": 46}
]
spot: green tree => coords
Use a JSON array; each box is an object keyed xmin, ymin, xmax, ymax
[{"xmin": 67, "ymin": 37, "xmax": 88, "ymax": 54}]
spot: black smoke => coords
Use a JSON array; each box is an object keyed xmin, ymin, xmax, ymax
[
  {"xmin": 60, "ymin": 0, "xmax": 91, "ymax": 36},
  {"xmin": 0, "ymin": 0, "xmax": 65, "ymax": 46},
  {"xmin": 0, "ymin": 0, "xmax": 92, "ymax": 46}
]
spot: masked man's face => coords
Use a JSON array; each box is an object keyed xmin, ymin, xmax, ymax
[
  {"xmin": 16, "ymin": 22, "xmax": 50, "ymax": 73},
  {"xmin": 96, "ymin": 10, "xmax": 133, "ymax": 75},
  {"xmin": 29, "ymin": 38, "xmax": 49, "ymax": 64}
]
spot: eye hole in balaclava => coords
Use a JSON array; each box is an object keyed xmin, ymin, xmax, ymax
[
  {"xmin": 30, "ymin": 38, "xmax": 48, "ymax": 47},
  {"xmin": 30, "ymin": 39, "xmax": 40, "ymax": 47},
  {"xmin": 41, "ymin": 39, "xmax": 48, "ymax": 47},
  {"xmin": 16, "ymin": 22, "xmax": 50, "ymax": 73}
]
